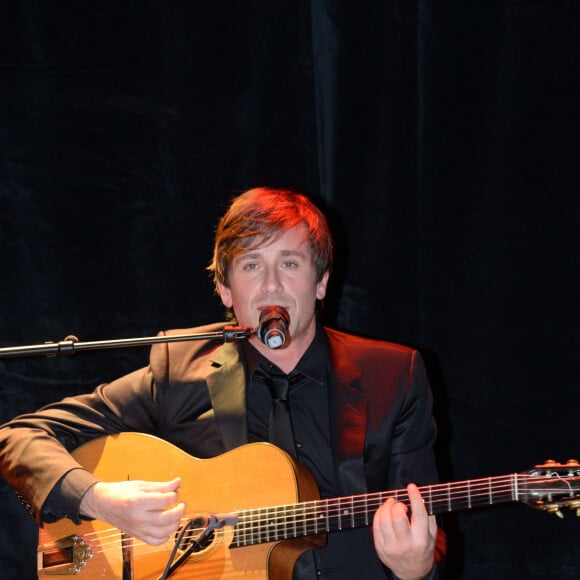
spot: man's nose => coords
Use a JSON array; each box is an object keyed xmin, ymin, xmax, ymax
[{"xmin": 261, "ymin": 267, "xmax": 283, "ymax": 293}]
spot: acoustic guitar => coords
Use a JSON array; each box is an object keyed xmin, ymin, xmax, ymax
[{"xmin": 37, "ymin": 432, "xmax": 580, "ymax": 579}]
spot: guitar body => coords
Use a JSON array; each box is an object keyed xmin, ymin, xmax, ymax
[{"xmin": 38, "ymin": 433, "xmax": 323, "ymax": 579}]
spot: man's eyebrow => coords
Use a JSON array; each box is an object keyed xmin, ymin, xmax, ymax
[
  {"xmin": 280, "ymin": 249, "xmax": 306, "ymax": 257},
  {"xmin": 238, "ymin": 250, "xmax": 261, "ymax": 259}
]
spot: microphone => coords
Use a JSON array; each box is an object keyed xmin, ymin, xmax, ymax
[{"xmin": 257, "ymin": 306, "xmax": 290, "ymax": 349}]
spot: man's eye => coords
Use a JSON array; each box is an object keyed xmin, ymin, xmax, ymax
[
  {"xmin": 243, "ymin": 263, "xmax": 259, "ymax": 270},
  {"xmin": 282, "ymin": 261, "xmax": 297, "ymax": 268}
]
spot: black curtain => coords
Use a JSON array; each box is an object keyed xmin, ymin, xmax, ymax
[
  {"xmin": 312, "ymin": 1, "xmax": 580, "ymax": 577},
  {"xmin": 1, "ymin": 2, "xmax": 579, "ymax": 578}
]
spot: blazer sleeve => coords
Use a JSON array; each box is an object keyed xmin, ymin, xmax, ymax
[
  {"xmin": 387, "ymin": 349, "xmax": 439, "ymax": 489},
  {"xmin": 0, "ymin": 365, "xmax": 158, "ymax": 524}
]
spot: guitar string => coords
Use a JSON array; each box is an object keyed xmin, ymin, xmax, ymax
[
  {"xmin": 51, "ymin": 473, "xmax": 578, "ymax": 558},
  {"xmin": 236, "ymin": 474, "xmax": 578, "ymax": 520},
  {"xmin": 234, "ymin": 474, "xmax": 579, "ymax": 538}
]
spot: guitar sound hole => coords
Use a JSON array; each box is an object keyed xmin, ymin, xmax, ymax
[{"xmin": 174, "ymin": 519, "xmax": 215, "ymax": 553}]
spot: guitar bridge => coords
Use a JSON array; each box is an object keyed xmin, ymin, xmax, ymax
[{"xmin": 38, "ymin": 534, "xmax": 92, "ymax": 575}]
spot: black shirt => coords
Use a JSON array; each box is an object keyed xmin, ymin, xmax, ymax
[{"xmin": 243, "ymin": 323, "xmax": 340, "ymax": 499}]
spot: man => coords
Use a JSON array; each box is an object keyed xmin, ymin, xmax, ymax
[{"xmin": 0, "ymin": 187, "xmax": 444, "ymax": 579}]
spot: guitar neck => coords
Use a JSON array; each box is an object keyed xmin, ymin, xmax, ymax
[{"xmin": 231, "ymin": 474, "xmax": 520, "ymax": 547}]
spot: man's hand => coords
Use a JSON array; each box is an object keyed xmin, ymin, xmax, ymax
[
  {"xmin": 80, "ymin": 478, "xmax": 185, "ymax": 546},
  {"xmin": 372, "ymin": 483, "xmax": 437, "ymax": 580}
]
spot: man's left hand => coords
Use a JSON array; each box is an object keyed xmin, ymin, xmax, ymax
[{"xmin": 372, "ymin": 483, "xmax": 437, "ymax": 580}]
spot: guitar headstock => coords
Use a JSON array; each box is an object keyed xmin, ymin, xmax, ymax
[{"xmin": 522, "ymin": 459, "xmax": 580, "ymax": 518}]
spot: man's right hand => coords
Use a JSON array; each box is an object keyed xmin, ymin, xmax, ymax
[{"xmin": 80, "ymin": 478, "xmax": 185, "ymax": 546}]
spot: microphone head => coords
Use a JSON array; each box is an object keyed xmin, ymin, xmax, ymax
[{"xmin": 257, "ymin": 306, "xmax": 290, "ymax": 349}]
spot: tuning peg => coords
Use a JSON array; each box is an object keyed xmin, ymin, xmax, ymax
[
  {"xmin": 566, "ymin": 500, "xmax": 580, "ymax": 516},
  {"xmin": 565, "ymin": 459, "xmax": 579, "ymax": 467},
  {"xmin": 542, "ymin": 504, "xmax": 565, "ymax": 519}
]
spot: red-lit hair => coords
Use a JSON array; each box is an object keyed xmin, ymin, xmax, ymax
[{"xmin": 208, "ymin": 187, "xmax": 333, "ymax": 291}]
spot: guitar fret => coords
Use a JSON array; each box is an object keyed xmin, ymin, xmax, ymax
[
  {"xmin": 467, "ymin": 480, "xmax": 471, "ymax": 509},
  {"xmin": 235, "ymin": 511, "xmax": 249, "ymax": 546},
  {"xmin": 349, "ymin": 496, "xmax": 355, "ymax": 528},
  {"xmin": 280, "ymin": 505, "xmax": 289, "ymax": 541},
  {"xmin": 287, "ymin": 504, "xmax": 294, "ymax": 538},
  {"xmin": 309, "ymin": 503, "xmax": 318, "ymax": 535},
  {"xmin": 353, "ymin": 501, "xmax": 367, "ymax": 528},
  {"xmin": 252, "ymin": 510, "xmax": 259, "ymax": 544},
  {"xmin": 266, "ymin": 506, "xmax": 276, "ymax": 542},
  {"xmin": 303, "ymin": 502, "xmax": 313, "ymax": 536},
  {"xmin": 311, "ymin": 502, "xmax": 322, "ymax": 535},
  {"xmin": 265, "ymin": 507, "xmax": 272, "ymax": 543},
  {"xmin": 281, "ymin": 505, "xmax": 289, "ymax": 540},
  {"xmin": 246, "ymin": 512, "xmax": 252, "ymax": 545},
  {"xmin": 297, "ymin": 502, "xmax": 305, "ymax": 537},
  {"xmin": 261, "ymin": 507, "xmax": 268, "ymax": 543},
  {"xmin": 364, "ymin": 493, "xmax": 369, "ymax": 526}
]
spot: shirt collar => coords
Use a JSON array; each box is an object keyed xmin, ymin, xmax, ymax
[{"xmin": 242, "ymin": 323, "xmax": 327, "ymax": 385}]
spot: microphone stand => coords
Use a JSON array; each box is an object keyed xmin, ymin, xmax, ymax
[{"xmin": 0, "ymin": 326, "xmax": 255, "ymax": 359}]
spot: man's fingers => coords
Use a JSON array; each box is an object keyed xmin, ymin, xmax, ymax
[
  {"xmin": 136, "ymin": 478, "xmax": 183, "ymax": 510},
  {"xmin": 407, "ymin": 483, "xmax": 429, "ymax": 520},
  {"xmin": 137, "ymin": 477, "xmax": 182, "ymax": 493},
  {"xmin": 390, "ymin": 501, "xmax": 410, "ymax": 526},
  {"xmin": 136, "ymin": 501, "xmax": 187, "ymax": 545},
  {"xmin": 141, "ymin": 489, "xmax": 179, "ymax": 511}
]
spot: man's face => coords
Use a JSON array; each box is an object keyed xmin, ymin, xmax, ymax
[{"xmin": 217, "ymin": 224, "xmax": 329, "ymax": 350}]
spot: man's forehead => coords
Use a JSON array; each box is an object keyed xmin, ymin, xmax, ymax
[
  {"xmin": 234, "ymin": 229, "xmax": 311, "ymax": 260},
  {"xmin": 238, "ymin": 247, "xmax": 306, "ymax": 258}
]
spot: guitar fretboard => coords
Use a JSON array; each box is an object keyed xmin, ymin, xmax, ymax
[{"xmin": 230, "ymin": 473, "xmax": 553, "ymax": 547}]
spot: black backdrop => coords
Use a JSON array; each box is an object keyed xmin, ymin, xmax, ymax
[{"xmin": 1, "ymin": 2, "xmax": 579, "ymax": 578}]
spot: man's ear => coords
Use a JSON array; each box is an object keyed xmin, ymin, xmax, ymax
[
  {"xmin": 217, "ymin": 281, "xmax": 233, "ymax": 308},
  {"xmin": 316, "ymin": 271, "xmax": 330, "ymax": 300}
]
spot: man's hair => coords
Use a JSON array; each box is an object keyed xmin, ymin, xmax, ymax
[{"xmin": 208, "ymin": 187, "xmax": 333, "ymax": 292}]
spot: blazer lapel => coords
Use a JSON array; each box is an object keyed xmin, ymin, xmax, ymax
[
  {"xmin": 326, "ymin": 330, "xmax": 369, "ymax": 494},
  {"xmin": 206, "ymin": 342, "xmax": 249, "ymax": 450}
]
